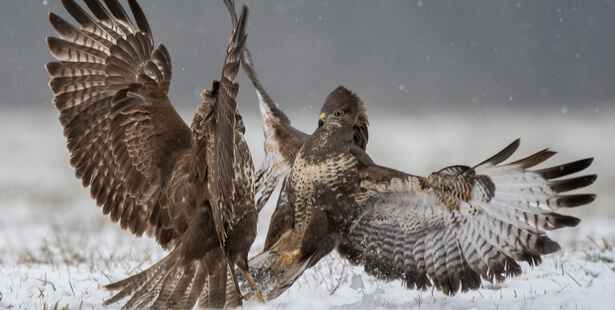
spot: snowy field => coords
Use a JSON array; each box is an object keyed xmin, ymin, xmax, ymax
[{"xmin": 1, "ymin": 105, "xmax": 614, "ymax": 309}]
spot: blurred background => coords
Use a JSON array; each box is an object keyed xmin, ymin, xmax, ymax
[{"xmin": 0, "ymin": 0, "xmax": 613, "ymax": 229}]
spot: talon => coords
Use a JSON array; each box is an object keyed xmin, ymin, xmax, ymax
[
  {"xmin": 276, "ymin": 249, "xmax": 301, "ymax": 267},
  {"xmin": 243, "ymin": 291, "xmax": 252, "ymax": 300},
  {"xmin": 253, "ymin": 288, "xmax": 265, "ymax": 303},
  {"xmin": 241, "ymin": 269, "xmax": 265, "ymax": 303},
  {"xmin": 243, "ymin": 291, "xmax": 263, "ymax": 302}
]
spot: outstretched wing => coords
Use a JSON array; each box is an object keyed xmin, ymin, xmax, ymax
[
  {"xmin": 339, "ymin": 139, "xmax": 596, "ymax": 295},
  {"xmin": 240, "ymin": 48, "xmax": 309, "ymax": 212},
  {"xmin": 46, "ymin": 0, "xmax": 192, "ymax": 247},
  {"xmin": 191, "ymin": 0, "xmax": 249, "ymax": 243},
  {"xmin": 98, "ymin": 2, "xmax": 253, "ymax": 308}
]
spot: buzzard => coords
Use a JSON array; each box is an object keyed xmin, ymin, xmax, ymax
[
  {"xmin": 240, "ymin": 49, "xmax": 368, "ymax": 213},
  {"xmin": 45, "ymin": 0, "xmax": 262, "ymax": 308},
  {"xmin": 240, "ymin": 62, "xmax": 596, "ymax": 298}
]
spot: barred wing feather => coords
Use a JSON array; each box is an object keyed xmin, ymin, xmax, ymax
[
  {"xmin": 46, "ymin": 0, "xmax": 190, "ymax": 247},
  {"xmin": 339, "ymin": 139, "xmax": 596, "ymax": 295}
]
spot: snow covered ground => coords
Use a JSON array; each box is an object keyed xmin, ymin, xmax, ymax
[{"xmin": 1, "ymin": 106, "xmax": 613, "ymax": 309}]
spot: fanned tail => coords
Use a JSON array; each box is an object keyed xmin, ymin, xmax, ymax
[
  {"xmin": 241, "ymin": 251, "xmax": 309, "ymax": 300},
  {"xmin": 242, "ymin": 236, "xmax": 335, "ymax": 300},
  {"xmin": 200, "ymin": 260, "xmax": 242, "ymax": 308},
  {"xmin": 104, "ymin": 247, "xmax": 240, "ymax": 309}
]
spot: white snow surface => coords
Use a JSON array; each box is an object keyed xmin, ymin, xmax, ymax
[{"xmin": 1, "ymin": 107, "xmax": 614, "ymax": 309}]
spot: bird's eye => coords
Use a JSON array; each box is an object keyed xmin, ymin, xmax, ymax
[{"xmin": 334, "ymin": 110, "xmax": 344, "ymax": 118}]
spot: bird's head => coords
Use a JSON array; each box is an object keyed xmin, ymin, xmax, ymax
[
  {"xmin": 235, "ymin": 113, "xmax": 245, "ymax": 135},
  {"xmin": 318, "ymin": 86, "xmax": 368, "ymax": 131}
]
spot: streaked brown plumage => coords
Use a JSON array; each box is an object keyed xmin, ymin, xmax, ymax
[
  {"xmin": 243, "ymin": 81, "xmax": 596, "ymax": 299},
  {"xmin": 45, "ymin": 0, "xmax": 259, "ymax": 308},
  {"xmin": 240, "ymin": 49, "xmax": 369, "ymax": 214}
]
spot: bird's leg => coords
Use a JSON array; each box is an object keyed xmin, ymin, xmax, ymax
[
  {"xmin": 276, "ymin": 249, "xmax": 301, "ymax": 268},
  {"xmin": 241, "ymin": 269, "xmax": 264, "ymax": 303}
]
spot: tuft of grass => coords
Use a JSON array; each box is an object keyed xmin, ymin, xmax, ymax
[
  {"xmin": 584, "ymin": 236, "xmax": 614, "ymax": 265},
  {"xmin": 68, "ymin": 279, "xmax": 75, "ymax": 297},
  {"xmin": 38, "ymin": 300, "xmax": 69, "ymax": 310},
  {"xmin": 413, "ymin": 293, "xmax": 422, "ymax": 307},
  {"xmin": 39, "ymin": 273, "xmax": 57, "ymax": 292},
  {"xmin": 15, "ymin": 235, "xmax": 88, "ymax": 267},
  {"xmin": 565, "ymin": 271, "xmax": 582, "ymax": 287},
  {"xmin": 16, "ymin": 248, "xmax": 45, "ymax": 265}
]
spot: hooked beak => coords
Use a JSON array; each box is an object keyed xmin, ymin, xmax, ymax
[
  {"xmin": 236, "ymin": 118, "xmax": 245, "ymax": 135},
  {"xmin": 318, "ymin": 113, "xmax": 326, "ymax": 128}
]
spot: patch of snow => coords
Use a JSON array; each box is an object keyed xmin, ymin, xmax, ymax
[{"xmin": 1, "ymin": 108, "xmax": 613, "ymax": 309}]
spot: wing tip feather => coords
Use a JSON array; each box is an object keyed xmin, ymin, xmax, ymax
[
  {"xmin": 549, "ymin": 174, "xmax": 597, "ymax": 193},
  {"xmin": 557, "ymin": 194, "xmax": 596, "ymax": 208},
  {"xmin": 535, "ymin": 236, "xmax": 561, "ymax": 255},
  {"xmin": 475, "ymin": 138, "xmax": 521, "ymax": 167},
  {"xmin": 537, "ymin": 157, "xmax": 594, "ymax": 180}
]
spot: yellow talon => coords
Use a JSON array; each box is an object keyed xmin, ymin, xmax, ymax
[
  {"xmin": 277, "ymin": 249, "xmax": 301, "ymax": 267},
  {"xmin": 241, "ymin": 269, "xmax": 265, "ymax": 303},
  {"xmin": 243, "ymin": 291, "xmax": 265, "ymax": 302}
]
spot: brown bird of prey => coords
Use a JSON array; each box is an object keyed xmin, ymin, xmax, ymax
[
  {"xmin": 240, "ymin": 57, "xmax": 596, "ymax": 298},
  {"xmin": 240, "ymin": 50, "xmax": 369, "ymax": 214},
  {"xmin": 45, "ymin": 0, "xmax": 262, "ymax": 308}
]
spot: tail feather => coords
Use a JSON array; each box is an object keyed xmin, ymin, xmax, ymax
[
  {"xmin": 128, "ymin": 271, "xmax": 168, "ymax": 309},
  {"xmin": 102, "ymin": 253, "xmax": 172, "ymax": 305},
  {"xmin": 265, "ymin": 259, "xmax": 310, "ymax": 300},
  {"xmin": 198, "ymin": 259, "xmax": 227, "ymax": 309},
  {"xmin": 246, "ymin": 246, "xmax": 326, "ymax": 301},
  {"xmin": 181, "ymin": 267, "xmax": 206, "ymax": 309},
  {"xmin": 224, "ymin": 262, "xmax": 242, "ymax": 308},
  {"xmin": 104, "ymin": 254, "xmax": 174, "ymax": 307},
  {"xmin": 104, "ymin": 249, "xmax": 243, "ymax": 309},
  {"xmin": 150, "ymin": 268, "xmax": 187, "ymax": 308},
  {"xmin": 168, "ymin": 269, "xmax": 201, "ymax": 309}
]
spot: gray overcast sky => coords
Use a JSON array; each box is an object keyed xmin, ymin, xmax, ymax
[{"xmin": 1, "ymin": 0, "xmax": 615, "ymax": 115}]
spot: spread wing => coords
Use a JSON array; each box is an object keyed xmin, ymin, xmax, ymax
[
  {"xmin": 193, "ymin": 0, "xmax": 249, "ymax": 243},
  {"xmin": 240, "ymin": 49, "xmax": 309, "ymax": 212},
  {"xmin": 338, "ymin": 139, "xmax": 596, "ymax": 295},
  {"xmin": 46, "ymin": 0, "xmax": 192, "ymax": 247}
]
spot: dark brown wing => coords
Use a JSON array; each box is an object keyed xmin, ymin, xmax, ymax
[
  {"xmin": 338, "ymin": 139, "xmax": 596, "ymax": 295},
  {"xmin": 46, "ymin": 0, "xmax": 191, "ymax": 247},
  {"xmin": 190, "ymin": 0, "xmax": 248, "ymax": 243},
  {"xmin": 99, "ymin": 2, "xmax": 253, "ymax": 309},
  {"xmin": 240, "ymin": 48, "xmax": 309, "ymax": 212}
]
